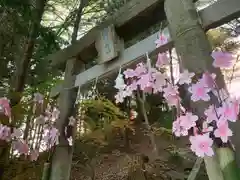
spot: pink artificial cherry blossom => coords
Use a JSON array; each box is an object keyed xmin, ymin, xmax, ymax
[
  {"xmin": 163, "ymin": 84, "xmax": 178, "ymax": 97},
  {"xmin": 19, "ymin": 141, "xmax": 29, "ymax": 155},
  {"xmin": 152, "ymin": 83, "xmax": 163, "ymax": 94},
  {"xmin": 143, "ymin": 87, "xmax": 153, "ymax": 94},
  {"xmin": 188, "ymin": 81, "xmax": 211, "ymax": 102},
  {"xmin": 178, "ymin": 70, "xmax": 194, "ymax": 85},
  {"xmin": 152, "ymin": 72, "xmax": 167, "ymax": 93},
  {"xmin": 137, "ymin": 73, "xmax": 153, "ymax": 91},
  {"xmin": 189, "ymin": 133, "xmax": 214, "ymax": 157},
  {"xmin": 0, "ymin": 98, "xmax": 11, "ymax": 117},
  {"xmin": 155, "ymin": 34, "xmax": 168, "ymax": 48},
  {"xmin": 163, "ymin": 85, "xmax": 179, "ymax": 107},
  {"xmin": 212, "ymin": 51, "xmax": 234, "ymax": 68},
  {"xmin": 214, "ymin": 121, "xmax": 232, "ymax": 143},
  {"xmin": 183, "ymin": 112, "xmax": 199, "ymax": 129},
  {"xmin": 30, "ymin": 149, "xmax": 39, "ymax": 161},
  {"xmin": 172, "ymin": 113, "xmax": 198, "ymax": 137},
  {"xmin": 200, "ymin": 72, "xmax": 216, "ymax": 89},
  {"xmin": 44, "ymin": 127, "xmax": 59, "ymax": 148},
  {"xmin": 134, "ymin": 63, "xmax": 147, "ymax": 76},
  {"xmin": 153, "ymin": 72, "xmax": 167, "ymax": 87},
  {"xmin": 123, "ymin": 69, "xmax": 137, "ymax": 79},
  {"xmin": 218, "ymin": 100, "xmax": 239, "ymax": 122},
  {"xmin": 112, "ymin": 37, "xmax": 239, "ymax": 158},
  {"xmin": 172, "ymin": 118, "xmax": 189, "ymax": 137},
  {"xmin": 204, "ymin": 105, "xmax": 218, "ymax": 123},
  {"xmin": 156, "ymin": 53, "xmax": 169, "ymax": 68},
  {"xmin": 128, "ymin": 81, "xmax": 138, "ymax": 91},
  {"xmin": 114, "ymin": 81, "xmax": 136, "ymax": 103},
  {"xmin": 0, "ymin": 125, "xmax": 11, "ymax": 141},
  {"xmin": 12, "ymin": 140, "xmax": 29, "ymax": 155},
  {"xmin": 165, "ymin": 94, "xmax": 180, "ymax": 107}
]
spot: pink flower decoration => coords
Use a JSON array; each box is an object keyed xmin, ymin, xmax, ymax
[
  {"xmin": 214, "ymin": 121, "xmax": 232, "ymax": 143},
  {"xmin": 172, "ymin": 118, "xmax": 188, "ymax": 137},
  {"xmin": 44, "ymin": 127, "xmax": 59, "ymax": 148},
  {"xmin": 189, "ymin": 133, "xmax": 214, "ymax": 157},
  {"xmin": 134, "ymin": 63, "xmax": 147, "ymax": 76},
  {"xmin": 212, "ymin": 51, "xmax": 234, "ymax": 68},
  {"xmin": 165, "ymin": 95, "xmax": 180, "ymax": 107},
  {"xmin": 152, "ymin": 72, "xmax": 167, "ymax": 92},
  {"xmin": 178, "ymin": 70, "xmax": 194, "ymax": 85},
  {"xmin": 137, "ymin": 73, "xmax": 153, "ymax": 91},
  {"xmin": 143, "ymin": 87, "xmax": 153, "ymax": 94},
  {"xmin": 123, "ymin": 69, "xmax": 137, "ymax": 79},
  {"xmin": 183, "ymin": 112, "xmax": 199, "ymax": 129},
  {"xmin": 218, "ymin": 100, "xmax": 239, "ymax": 122},
  {"xmin": 128, "ymin": 81, "xmax": 138, "ymax": 91},
  {"xmin": 200, "ymin": 72, "xmax": 216, "ymax": 89},
  {"xmin": 155, "ymin": 34, "xmax": 168, "ymax": 48},
  {"xmin": 0, "ymin": 98, "xmax": 11, "ymax": 117},
  {"xmin": 156, "ymin": 53, "xmax": 169, "ymax": 68},
  {"xmin": 172, "ymin": 113, "xmax": 198, "ymax": 137},
  {"xmin": 204, "ymin": 105, "xmax": 218, "ymax": 123},
  {"xmin": 0, "ymin": 125, "xmax": 11, "ymax": 141},
  {"xmin": 163, "ymin": 84, "xmax": 178, "ymax": 97},
  {"xmin": 188, "ymin": 81, "xmax": 211, "ymax": 102},
  {"xmin": 30, "ymin": 149, "xmax": 39, "ymax": 161},
  {"xmin": 12, "ymin": 140, "xmax": 29, "ymax": 155}
]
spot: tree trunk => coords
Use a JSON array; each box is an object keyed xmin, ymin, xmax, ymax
[
  {"xmin": 164, "ymin": 0, "xmax": 226, "ymax": 179},
  {"xmin": 10, "ymin": 0, "xmax": 47, "ymax": 107},
  {"xmin": 48, "ymin": 1, "xmax": 88, "ymax": 180},
  {"xmin": 0, "ymin": 1, "xmax": 46, "ymax": 179}
]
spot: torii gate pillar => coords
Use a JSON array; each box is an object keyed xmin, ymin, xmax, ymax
[{"xmin": 164, "ymin": 0, "xmax": 235, "ymax": 179}]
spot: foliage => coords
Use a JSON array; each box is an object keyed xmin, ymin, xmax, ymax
[{"xmin": 80, "ymin": 96, "xmax": 133, "ymax": 144}]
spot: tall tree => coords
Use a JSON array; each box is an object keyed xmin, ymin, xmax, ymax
[
  {"xmin": 10, "ymin": 0, "xmax": 47, "ymax": 106},
  {"xmin": 0, "ymin": 0, "xmax": 47, "ymax": 179}
]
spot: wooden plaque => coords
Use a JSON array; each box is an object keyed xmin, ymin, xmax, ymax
[{"xmin": 95, "ymin": 25, "xmax": 120, "ymax": 64}]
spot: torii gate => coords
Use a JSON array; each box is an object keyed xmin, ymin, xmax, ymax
[
  {"xmin": 46, "ymin": 0, "xmax": 240, "ymax": 179},
  {"xmin": 50, "ymin": 0, "xmax": 240, "ymax": 96}
]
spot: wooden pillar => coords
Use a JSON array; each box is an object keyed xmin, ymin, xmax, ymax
[
  {"xmin": 164, "ymin": 0, "xmax": 225, "ymax": 180},
  {"xmin": 48, "ymin": 58, "xmax": 85, "ymax": 180}
]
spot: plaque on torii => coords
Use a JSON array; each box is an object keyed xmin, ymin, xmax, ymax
[{"xmin": 95, "ymin": 25, "xmax": 121, "ymax": 64}]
